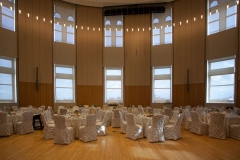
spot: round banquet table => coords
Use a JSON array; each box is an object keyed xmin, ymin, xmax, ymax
[{"xmin": 65, "ymin": 116, "xmax": 86, "ymax": 138}]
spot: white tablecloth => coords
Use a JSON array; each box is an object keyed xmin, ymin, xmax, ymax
[
  {"xmin": 7, "ymin": 114, "xmax": 22, "ymax": 133},
  {"xmin": 66, "ymin": 117, "xmax": 86, "ymax": 138},
  {"xmin": 134, "ymin": 115, "xmax": 170, "ymax": 137}
]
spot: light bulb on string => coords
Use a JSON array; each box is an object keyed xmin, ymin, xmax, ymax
[
  {"xmin": 216, "ymin": 9, "xmax": 218, "ymax": 13},
  {"xmin": 76, "ymin": 25, "xmax": 77, "ymax": 29},
  {"xmin": 81, "ymin": 26, "xmax": 83, "ymax": 29},
  {"xmin": 173, "ymin": 23, "xmax": 175, "ymax": 27},
  {"xmin": 132, "ymin": 28, "xmax": 133, "ymax": 32},
  {"xmin": 27, "ymin": 13, "xmax": 30, "ymax": 17},
  {"xmin": 143, "ymin": 28, "xmax": 144, "ymax": 31},
  {"xmin": 50, "ymin": 20, "xmax": 52, "ymax": 23},
  {"xmin": 43, "ymin": 18, "xmax": 45, "ymax": 22},
  {"xmin": 209, "ymin": 11, "xmax": 211, "ymax": 16},
  {"xmin": 194, "ymin": 17, "xmax": 196, "ymax": 21},
  {"xmin": 186, "ymin": 20, "xmax": 188, "ymax": 23},
  {"xmin": 227, "ymin": 4, "xmax": 229, "ymax": 9},
  {"xmin": 201, "ymin": 15, "xmax": 203, "ymax": 19},
  {"xmin": 10, "ymin": 7, "xmax": 12, "ymax": 10},
  {"xmin": 180, "ymin": 21, "xmax": 181, "ymax": 25},
  {"xmin": 64, "ymin": 24, "xmax": 66, "ymax": 27},
  {"xmin": 126, "ymin": 28, "xmax": 128, "ymax": 32},
  {"xmin": 149, "ymin": 27, "xmax": 151, "ymax": 31},
  {"xmin": 99, "ymin": 28, "xmax": 100, "ymax": 31},
  {"xmin": 87, "ymin": 27, "xmax": 89, "ymax": 30},
  {"xmin": 0, "ymin": 2, "xmax": 2, "ymax": 6},
  {"xmin": 19, "ymin": 10, "xmax": 21, "ymax": 14},
  {"xmin": 36, "ymin": 16, "xmax": 38, "ymax": 20},
  {"xmin": 138, "ymin": 28, "xmax": 139, "ymax": 31}
]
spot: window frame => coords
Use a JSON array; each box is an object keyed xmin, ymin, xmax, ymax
[
  {"xmin": 54, "ymin": 64, "xmax": 75, "ymax": 103},
  {"xmin": 152, "ymin": 66, "xmax": 172, "ymax": 103},
  {"xmin": 0, "ymin": 0, "xmax": 15, "ymax": 31},
  {"xmin": 206, "ymin": 56, "xmax": 236, "ymax": 103},
  {"xmin": 104, "ymin": 67, "xmax": 123, "ymax": 103},
  {"xmin": 0, "ymin": 56, "xmax": 17, "ymax": 103}
]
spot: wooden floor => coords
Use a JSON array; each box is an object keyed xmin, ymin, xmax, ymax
[{"xmin": 1, "ymin": 125, "xmax": 240, "ymax": 160}]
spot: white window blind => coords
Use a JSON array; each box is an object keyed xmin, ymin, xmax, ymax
[
  {"xmin": 208, "ymin": 0, "xmax": 237, "ymax": 35},
  {"xmin": 0, "ymin": 56, "xmax": 16, "ymax": 102},
  {"xmin": 104, "ymin": 15, "xmax": 123, "ymax": 47},
  {"xmin": 54, "ymin": 64, "xmax": 75, "ymax": 103},
  {"xmin": 105, "ymin": 68, "xmax": 123, "ymax": 103},
  {"xmin": 0, "ymin": 0, "xmax": 15, "ymax": 31},
  {"xmin": 54, "ymin": 5, "xmax": 75, "ymax": 44},
  {"xmin": 152, "ymin": 66, "xmax": 172, "ymax": 103},
  {"xmin": 206, "ymin": 57, "xmax": 235, "ymax": 103},
  {"xmin": 152, "ymin": 8, "xmax": 172, "ymax": 46}
]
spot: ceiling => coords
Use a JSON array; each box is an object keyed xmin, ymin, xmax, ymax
[{"xmin": 62, "ymin": 0, "xmax": 174, "ymax": 7}]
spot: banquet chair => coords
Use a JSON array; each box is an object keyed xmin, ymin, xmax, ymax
[
  {"xmin": 0, "ymin": 112, "xmax": 13, "ymax": 136},
  {"xmin": 32, "ymin": 108, "xmax": 44, "ymax": 130},
  {"xmin": 111, "ymin": 109, "xmax": 121, "ymax": 127},
  {"xmin": 44, "ymin": 110, "xmax": 54, "ymax": 124},
  {"xmin": 96, "ymin": 112, "xmax": 109, "ymax": 136},
  {"xmin": 173, "ymin": 107, "xmax": 180, "ymax": 111},
  {"xmin": 47, "ymin": 106, "xmax": 55, "ymax": 117},
  {"xmin": 41, "ymin": 112, "xmax": 55, "ymax": 140},
  {"xmin": 96, "ymin": 110, "xmax": 103, "ymax": 122},
  {"xmin": 54, "ymin": 115, "xmax": 74, "ymax": 144},
  {"xmin": 131, "ymin": 108, "xmax": 139, "ymax": 115},
  {"xmin": 170, "ymin": 111, "xmax": 179, "ymax": 124},
  {"xmin": 119, "ymin": 111, "xmax": 127, "ymax": 133},
  {"xmin": 138, "ymin": 107, "xmax": 145, "ymax": 115},
  {"xmin": 164, "ymin": 113, "xmax": 184, "ymax": 140},
  {"xmin": 17, "ymin": 111, "xmax": 34, "ymax": 135},
  {"xmin": 72, "ymin": 106, "xmax": 79, "ymax": 112},
  {"xmin": 208, "ymin": 113, "xmax": 225, "ymax": 139},
  {"xmin": 4, "ymin": 106, "xmax": 10, "ymax": 113},
  {"xmin": 79, "ymin": 114, "xmax": 97, "ymax": 142},
  {"xmin": 122, "ymin": 107, "xmax": 127, "ymax": 112},
  {"xmin": 163, "ymin": 106, "xmax": 168, "ymax": 110},
  {"xmin": 230, "ymin": 124, "xmax": 240, "ymax": 140},
  {"xmin": 185, "ymin": 105, "xmax": 191, "ymax": 110},
  {"xmin": 96, "ymin": 107, "xmax": 101, "ymax": 113},
  {"xmin": 39, "ymin": 105, "xmax": 45, "ymax": 111},
  {"xmin": 125, "ymin": 113, "xmax": 143, "ymax": 140},
  {"xmin": 60, "ymin": 108, "xmax": 67, "ymax": 115},
  {"xmin": 153, "ymin": 109, "xmax": 162, "ymax": 116},
  {"xmin": 84, "ymin": 105, "xmax": 89, "ymax": 109},
  {"xmin": 89, "ymin": 107, "xmax": 97, "ymax": 114},
  {"xmin": 147, "ymin": 115, "xmax": 165, "ymax": 142},
  {"xmin": 184, "ymin": 109, "xmax": 192, "ymax": 130},
  {"xmin": 81, "ymin": 108, "xmax": 89, "ymax": 117},
  {"xmin": 58, "ymin": 106, "xmax": 65, "ymax": 110},
  {"xmin": 195, "ymin": 107, "xmax": 204, "ymax": 114},
  {"xmin": 190, "ymin": 111, "xmax": 208, "ymax": 135},
  {"xmin": 164, "ymin": 108, "xmax": 172, "ymax": 119}
]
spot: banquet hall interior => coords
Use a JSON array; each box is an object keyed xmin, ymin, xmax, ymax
[{"xmin": 0, "ymin": 0, "xmax": 240, "ymax": 159}]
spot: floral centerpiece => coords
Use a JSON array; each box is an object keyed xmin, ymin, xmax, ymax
[{"xmin": 107, "ymin": 102, "xmax": 119, "ymax": 106}]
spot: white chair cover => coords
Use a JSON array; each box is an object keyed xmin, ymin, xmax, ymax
[
  {"xmin": 111, "ymin": 109, "xmax": 121, "ymax": 127},
  {"xmin": 163, "ymin": 106, "xmax": 168, "ymax": 110},
  {"xmin": 81, "ymin": 108, "xmax": 89, "ymax": 117},
  {"xmin": 96, "ymin": 112, "xmax": 109, "ymax": 136},
  {"xmin": 131, "ymin": 108, "xmax": 139, "ymax": 115},
  {"xmin": 195, "ymin": 107, "xmax": 204, "ymax": 114},
  {"xmin": 17, "ymin": 111, "xmax": 34, "ymax": 135},
  {"xmin": 58, "ymin": 106, "xmax": 64, "ymax": 110},
  {"xmin": 185, "ymin": 105, "xmax": 191, "ymax": 110},
  {"xmin": 84, "ymin": 105, "xmax": 89, "ymax": 109},
  {"xmin": 60, "ymin": 108, "xmax": 67, "ymax": 115},
  {"xmin": 184, "ymin": 109, "xmax": 192, "ymax": 130},
  {"xmin": 170, "ymin": 111, "xmax": 179, "ymax": 124},
  {"xmin": 96, "ymin": 110, "xmax": 103, "ymax": 122},
  {"xmin": 153, "ymin": 109, "xmax": 162, "ymax": 115},
  {"xmin": 72, "ymin": 106, "xmax": 79, "ymax": 112},
  {"xmin": 122, "ymin": 107, "xmax": 127, "ymax": 112},
  {"xmin": 54, "ymin": 115, "xmax": 74, "ymax": 144},
  {"xmin": 138, "ymin": 107, "xmax": 145, "ymax": 115},
  {"xmin": 39, "ymin": 105, "xmax": 45, "ymax": 111},
  {"xmin": 79, "ymin": 114, "xmax": 97, "ymax": 142},
  {"xmin": 230, "ymin": 124, "xmax": 240, "ymax": 140},
  {"xmin": 44, "ymin": 110, "xmax": 54, "ymax": 124},
  {"xmin": 164, "ymin": 108, "xmax": 172, "ymax": 119},
  {"xmin": 41, "ymin": 112, "xmax": 55, "ymax": 140},
  {"xmin": 209, "ymin": 113, "xmax": 225, "ymax": 139},
  {"xmin": 125, "ymin": 113, "xmax": 143, "ymax": 140},
  {"xmin": 47, "ymin": 106, "xmax": 55, "ymax": 117},
  {"xmin": 96, "ymin": 107, "xmax": 101, "ymax": 113},
  {"xmin": 173, "ymin": 107, "xmax": 179, "ymax": 111},
  {"xmin": 164, "ymin": 113, "xmax": 184, "ymax": 140},
  {"xmin": 89, "ymin": 107, "xmax": 97, "ymax": 114},
  {"xmin": 147, "ymin": 115, "xmax": 165, "ymax": 142},
  {"xmin": 119, "ymin": 111, "xmax": 127, "ymax": 133},
  {"xmin": 12, "ymin": 106, "xmax": 18, "ymax": 111},
  {"xmin": 190, "ymin": 111, "xmax": 208, "ymax": 135},
  {"xmin": 0, "ymin": 112, "xmax": 13, "ymax": 136}
]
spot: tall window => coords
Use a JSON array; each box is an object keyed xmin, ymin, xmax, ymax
[
  {"xmin": 152, "ymin": 8, "xmax": 172, "ymax": 46},
  {"xmin": 54, "ymin": 5, "xmax": 75, "ymax": 44},
  {"xmin": 105, "ymin": 68, "xmax": 123, "ymax": 103},
  {"xmin": 0, "ymin": 56, "xmax": 16, "ymax": 102},
  {"xmin": 206, "ymin": 57, "xmax": 235, "ymax": 103},
  {"xmin": 208, "ymin": 0, "xmax": 237, "ymax": 35},
  {"xmin": 0, "ymin": 0, "xmax": 15, "ymax": 31},
  {"xmin": 152, "ymin": 66, "xmax": 172, "ymax": 103},
  {"xmin": 104, "ymin": 15, "xmax": 123, "ymax": 47},
  {"xmin": 54, "ymin": 64, "xmax": 75, "ymax": 103}
]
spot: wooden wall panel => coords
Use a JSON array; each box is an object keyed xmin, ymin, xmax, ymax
[
  {"xmin": 19, "ymin": 82, "xmax": 53, "ymax": 107},
  {"xmin": 77, "ymin": 85, "xmax": 103, "ymax": 106},
  {"xmin": 173, "ymin": 83, "xmax": 204, "ymax": 107},
  {"xmin": 125, "ymin": 86, "xmax": 150, "ymax": 107}
]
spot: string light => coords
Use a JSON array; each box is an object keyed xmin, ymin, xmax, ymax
[
  {"xmin": 180, "ymin": 21, "xmax": 182, "ymax": 25},
  {"xmin": 173, "ymin": 23, "xmax": 175, "ymax": 27},
  {"xmin": 70, "ymin": 25, "xmax": 72, "ymax": 27},
  {"xmin": 149, "ymin": 27, "xmax": 151, "ymax": 31},
  {"xmin": 209, "ymin": 11, "xmax": 211, "ymax": 15},
  {"xmin": 138, "ymin": 28, "xmax": 139, "ymax": 31},
  {"xmin": 27, "ymin": 13, "xmax": 30, "ymax": 17},
  {"xmin": 10, "ymin": 7, "xmax": 12, "ymax": 10},
  {"xmin": 99, "ymin": 28, "xmax": 101, "ymax": 31},
  {"xmin": 194, "ymin": 17, "xmax": 196, "ymax": 21},
  {"xmin": 186, "ymin": 20, "xmax": 188, "ymax": 23},
  {"xmin": 166, "ymin": 25, "xmax": 168, "ymax": 27},
  {"xmin": 64, "ymin": 24, "xmax": 66, "ymax": 27},
  {"xmin": 93, "ymin": 28, "xmax": 95, "ymax": 31},
  {"xmin": 132, "ymin": 28, "xmax": 133, "ymax": 31},
  {"xmin": 227, "ymin": 4, "xmax": 229, "ymax": 9},
  {"xmin": 81, "ymin": 26, "xmax": 83, "ymax": 29},
  {"xmin": 237, "ymin": 0, "xmax": 239, "ymax": 5},
  {"xmin": 143, "ymin": 28, "xmax": 144, "ymax": 31},
  {"xmin": 216, "ymin": 9, "xmax": 218, "ymax": 13},
  {"xmin": 76, "ymin": 25, "xmax": 77, "ymax": 29},
  {"xmin": 19, "ymin": 10, "xmax": 21, "ymax": 14},
  {"xmin": 57, "ymin": 22, "xmax": 59, "ymax": 25},
  {"xmin": 126, "ymin": 28, "xmax": 128, "ymax": 32},
  {"xmin": 87, "ymin": 27, "xmax": 89, "ymax": 30},
  {"xmin": 0, "ymin": 3, "xmax": 2, "ymax": 6},
  {"xmin": 36, "ymin": 16, "xmax": 38, "ymax": 20},
  {"xmin": 201, "ymin": 15, "xmax": 203, "ymax": 19},
  {"xmin": 50, "ymin": 20, "xmax": 52, "ymax": 23},
  {"xmin": 43, "ymin": 18, "xmax": 45, "ymax": 22}
]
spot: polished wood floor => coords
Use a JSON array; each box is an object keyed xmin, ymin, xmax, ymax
[{"xmin": 0, "ymin": 125, "xmax": 240, "ymax": 160}]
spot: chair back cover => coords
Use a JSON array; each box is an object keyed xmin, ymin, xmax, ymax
[
  {"xmin": 147, "ymin": 115, "xmax": 165, "ymax": 142},
  {"xmin": 60, "ymin": 108, "xmax": 67, "ymax": 115},
  {"xmin": 0, "ymin": 112, "xmax": 8, "ymax": 124},
  {"xmin": 164, "ymin": 108, "xmax": 172, "ymax": 118},
  {"xmin": 209, "ymin": 113, "xmax": 225, "ymax": 139},
  {"xmin": 22, "ymin": 111, "xmax": 34, "ymax": 123},
  {"xmin": 86, "ymin": 114, "xmax": 96, "ymax": 127}
]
